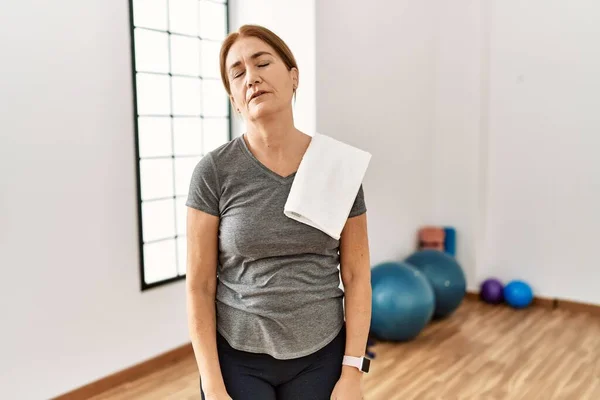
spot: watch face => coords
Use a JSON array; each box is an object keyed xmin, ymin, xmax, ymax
[{"xmin": 361, "ymin": 358, "xmax": 371, "ymax": 373}]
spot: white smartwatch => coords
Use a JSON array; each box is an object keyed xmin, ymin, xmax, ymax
[{"xmin": 342, "ymin": 355, "xmax": 371, "ymax": 373}]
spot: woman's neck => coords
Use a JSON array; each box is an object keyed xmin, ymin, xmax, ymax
[{"xmin": 244, "ymin": 110, "xmax": 302, "ymax": 155}]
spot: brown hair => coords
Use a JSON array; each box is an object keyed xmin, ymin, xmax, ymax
[{"xmin": 219, "ymin": 24, "xmax": 298, "ymax": 96}]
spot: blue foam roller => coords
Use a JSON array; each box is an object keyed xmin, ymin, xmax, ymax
[{"xmin": 444, "ymin": 227, "xmax": 456, "ymax": 256}]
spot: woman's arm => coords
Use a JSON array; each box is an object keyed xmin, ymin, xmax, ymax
[
  {"xmin": 186, "ymin": 207, "xmax": 229, "ymax": 397},
  {"xmin": 339, "ymin": 212, "xmax": 372, "ymax": 380}
]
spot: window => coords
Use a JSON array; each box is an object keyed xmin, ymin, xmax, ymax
[{"xmin": 128, "ymin": 0, "xmax": 231, "ymax": 290}]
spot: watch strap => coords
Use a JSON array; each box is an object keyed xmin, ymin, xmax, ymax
[{"xmin": 342, "ymin": 355, "xmax": 370, "ymax": 373}]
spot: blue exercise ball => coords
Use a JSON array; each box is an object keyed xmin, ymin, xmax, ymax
[
  {"xmin": 370, "ymin": 261, "xmax": 435, "ymax": 341},
  {"xmin": 504, "ymin": 280, "xmax": 533, "ymax": 309},
  {"xmin": 404, "ymin": 250, "xmax": 466, "ymax": 319}
]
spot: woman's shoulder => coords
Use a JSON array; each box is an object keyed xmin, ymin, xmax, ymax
[
  {"xmin": 195, "ymin": 137, "xmax": 242, "ymax": 172},
  {"xmin": 206, "ymin": 135, "xmax": 240, "ymax": 157}
]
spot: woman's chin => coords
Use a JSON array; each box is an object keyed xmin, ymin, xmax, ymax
[{"xmin": 248, "ymin": 103, "xmax": 280, "ymax": 120}]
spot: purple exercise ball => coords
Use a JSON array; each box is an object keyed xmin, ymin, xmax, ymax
[{"xmin": 480, "ymin": 279, "xmax": 504, "ymax": 304}]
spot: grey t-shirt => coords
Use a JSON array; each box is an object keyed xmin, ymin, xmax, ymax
[{"xmin": 185, "ymin": 135, "xmax": 366, "ymax": 360}]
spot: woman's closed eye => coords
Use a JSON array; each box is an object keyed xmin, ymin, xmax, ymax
[{"xmin": 233, "ymin": 63, "xmax": 267, "ymax": 79}]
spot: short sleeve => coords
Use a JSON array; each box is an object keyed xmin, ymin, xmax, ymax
[
  {"xmin": 348, "ymin": 184, "xmax": 367, "ymax": 218},
  {"xmin": 185, "ymin": 154, "xmax": 220, "ymax": 216}
]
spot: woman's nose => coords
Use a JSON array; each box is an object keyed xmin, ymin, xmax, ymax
[{"xmin": 245, "ymin": 67, "xmax": 262, "ymax": 87}]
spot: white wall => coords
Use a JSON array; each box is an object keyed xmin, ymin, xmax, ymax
[
  {"xmin": 317, "ymin": 0, "xmax": 600, "ymax": 304},
  {"xmin": 429, "ymin": 0, "xmax": 600, "ymax": 303},
  {"xmin": 430, "ymin": 0, "xmax": 485, "ymax": 290},
  {"xmin": 0, "ymin": 1, "xmax": 315, "ymax": 399},
  {"xmin": 0, "ymin": 1, "xmax": 189, "ymax": 398},
  {"xmin": 316, "ymin": 0, "xmax": 436, "ymax": 265},
  {"xmin": 479, "ymin": 0, "xmax": 600, "ymax": 304},
  {"xmin": 228, "ymin": 0, "xmax": 316, "ymax": 138}
]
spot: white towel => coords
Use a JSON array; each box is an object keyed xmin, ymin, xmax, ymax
[{"xmin": 284, "ymin": 132, "xmax": 372, "ymax": 240}]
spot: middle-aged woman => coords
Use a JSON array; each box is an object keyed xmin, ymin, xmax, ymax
[{"xmin": 185, "ymin": 24, "xmax": 372, "ymax": 400}]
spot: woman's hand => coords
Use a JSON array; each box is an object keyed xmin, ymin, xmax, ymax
[{"xmin": 330, "ymin": 373, "xmax": 364, "ymax": 400}]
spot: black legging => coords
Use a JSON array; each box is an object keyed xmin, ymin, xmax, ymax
[{"xmin": 201, "ymin": 324, "xmax": 346, "ymax": 400}]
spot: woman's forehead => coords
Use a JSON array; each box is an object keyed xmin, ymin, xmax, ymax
[{"xmin": 226, "ymin": 37, "xmax": 276, "ymax": 67}]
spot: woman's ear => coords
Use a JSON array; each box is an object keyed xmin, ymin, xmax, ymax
[{"xmin": 291, "ymin": 67, "xmax": 299, "ymax": 90}]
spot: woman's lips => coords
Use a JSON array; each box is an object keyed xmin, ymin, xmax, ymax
[{"xmin": 249, "ymin": 91, "xmax": 269, "ymax": 102}]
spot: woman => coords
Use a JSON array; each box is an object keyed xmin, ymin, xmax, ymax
[{"xmin": 186, "ymin": 24, "xmax": 372, "ymax": 400}]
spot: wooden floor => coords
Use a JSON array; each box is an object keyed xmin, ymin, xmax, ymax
[{"xmin": 91, "ymin": 300, "xmax": 600, "ymax": 400}]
